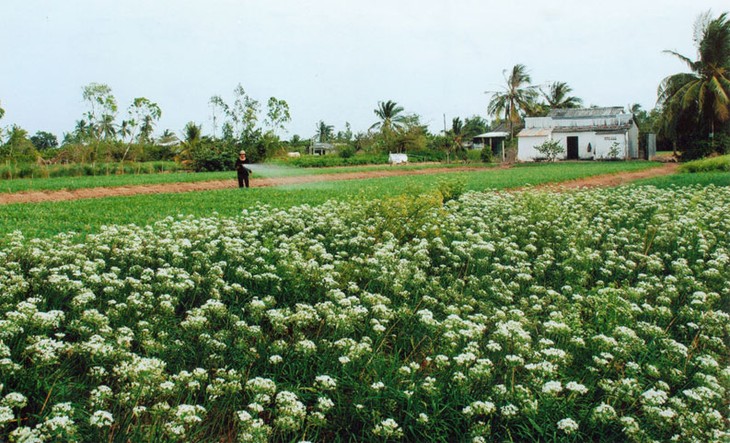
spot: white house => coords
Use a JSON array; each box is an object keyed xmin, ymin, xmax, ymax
[{"xmin": 517, "ymin": 107, "xmax": 639, "ymax": 161}]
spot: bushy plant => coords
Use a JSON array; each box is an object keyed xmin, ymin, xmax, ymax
[
  {"xmin": 189, "ymin": 140, "xmax": 238, "ymax": 172},
  {"xmin": 678, "ymin": 154, "xmax": 730, "ymax": 172},
  {"xmin": 436, "ymin": 177, "xmax": 466, "ymax": 202},
  {"xmin": 480, "ymin": 146, "xmax": 494, "ymax": 163},
  {"xmin": 338, "ymin": 145, "xmax": 355, "ymax": 159},
  {"xmin": 534, "ymin": 139, "xmax": 564, "ymax": 161}
]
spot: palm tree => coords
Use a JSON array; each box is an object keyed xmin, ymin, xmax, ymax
[
  {"xmin": 445, "ymin": 117, "xmax": 466, "ymax": 163},
  {"xmin": 98, "ymin": 114, "xmax": 117, "ymax": 140},
  {"xmin": 370, "ymin": 100, "xmax": 406, "ymax": 133},
  {"xmin": 316, "ymin": 121, "xmax": 334, "ymax": 143},
  {"xmin": 487, "ymin": 64, "xmax": 539, "ymax": 139},
  {"xmin": 658, "ymin": 11, "xmax": 730, "ymax": 143},
  {"xmin": 541, "ymin": 82, "xmax": 583, "ymax": 109},
  {"xmin": 176, "ymin": 122, "xmax": 202, "ymax": 165}
]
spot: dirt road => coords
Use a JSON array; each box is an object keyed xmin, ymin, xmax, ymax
[{"xmin": 0, "ymin": 163, "xmax": 679, "ymax": 205}]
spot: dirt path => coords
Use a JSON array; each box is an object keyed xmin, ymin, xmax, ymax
[
  {"xmin": 528, "ymin": 162, "xmax": 679, "ymax": 190},
  {"xmin": 0, "ymin": 163, "xmax": 679, "ymax": 205}
]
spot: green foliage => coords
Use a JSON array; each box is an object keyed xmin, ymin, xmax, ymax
[
  {"xmin": 189, "ymin": 140, "xmax": 238, "ymax": 172},
  {"xmin": 480, "ymin": 146, "xmax": 494, "ymax": 163},
  {"xmin": 534, "ymin": 139, "xmax": 565, "ymax": 161},
  {"xmin": 0, "ymin": 125, "xmax": 39, "ymax": 162},
  {"xmin": 659, "ymin": 11, "xmax": 730, "ymax": 152},
  {"xmin": 632, "ymin": 171, "xmax": 730, "ymax": 187},
  {"xmin": 607, "ymin": 142, "xmax": 622, "ymax": 159},
  {"xmin": 30, "ymin": 131, "xmax": 58, "ymax": 150},
  {"xmin": 487, "ymin": 64, "xmax": 539, "ymax": 137},
  {"xmin": 338, "ymin": 144, "xmax": 355, "ymax": 158},
  {"xmin": 436, "ymin": 176, "xmax": 466, "ymax": 202},
  {"xmin": 0, "ymin": 161, "xmax": 183, "ymax": 180},
  {"xmin": 678, "ymin": 154, "xmax": 730, "ymax": 172},
  {"xmin": 679, "ymin": 133, "xmax": 730, "ymax": 160},
  {"xmin": 280, "ymin": 153, "xmax": 389, "ymax": 168}
]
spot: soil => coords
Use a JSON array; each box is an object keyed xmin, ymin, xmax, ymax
[{"xmin": 0, "ymin": 163, "xmax": 679, "ymax": 205}]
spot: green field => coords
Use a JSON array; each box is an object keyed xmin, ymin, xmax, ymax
[
  {"xmin": 0, "ymin": 162, "xmax": 660, "ymax": 239},
  {"xmin": 632, "ymin": 171, "xmax": 730, "ymax": 187},
  {"xmin": 0, "ymin": 162, "xmax": 488, "ymax": 194}
]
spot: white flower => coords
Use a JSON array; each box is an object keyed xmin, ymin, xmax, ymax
[
  {"xmin": 557, "ymin": 418, "xmax": 579, "ymax": 434},
  {"xmin": 565, "ymin": 381, "xmax": 588, "ymax": 395},
  {"xmin": 90, "ymin": 410, "xmax": 114, "ymax": 428},
  {"xmin": 3, "ymin": 392, "xmax": 27, "ymax": 409},
  {"xmin": 373, "ymin": 418, "xmax": 403, "ymax": 438},
  {"xmin": 542, "ymin": 381, "xmax": 563, "ymax": 395},
  {"xmin": 314, "ymin": 375, "xmax": 337, "ymax": 391}
]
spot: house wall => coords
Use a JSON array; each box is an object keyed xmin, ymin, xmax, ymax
[
  {"xmin": 517, "ymin": 136, "xmax": 549, "ymax": 161},
  {"xmin": 519, "ymin": 132, "xmax": 632, "ymax": 161},
  {"xmin": 627, "ymin": 122, "xmax": 639, "ymax": 158}
]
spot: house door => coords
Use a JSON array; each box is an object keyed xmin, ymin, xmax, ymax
[{"xmin": 567, "ymin": 136, "xmax": 579, "ymax": 160}]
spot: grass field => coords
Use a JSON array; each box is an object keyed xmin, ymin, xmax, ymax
[
  {"xmin": 631, "ymin": 171, "xmax": 730, "ymax": 188},
  {"xmin": 0, "ymin": 162, "xmax": 660, "ymax": 239},
  {"xmin": 0, "ymin": 162, "xmax": 489, "ymax": 194}
]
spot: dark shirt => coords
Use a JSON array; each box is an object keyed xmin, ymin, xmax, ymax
[{"xmin": 235, "ymin": 158, "xmax": 251, "ymax": 176}]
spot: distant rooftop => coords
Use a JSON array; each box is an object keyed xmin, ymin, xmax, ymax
[{"xmin": 548, "ymin": 107, "xmax": 626, "ymax": 119}]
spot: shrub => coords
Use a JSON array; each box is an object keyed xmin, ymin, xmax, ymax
[
  {"xmin": 534, "ymin": 139, "xmax": 564, "ymax": 161},
  {"xmin": 437, "ymin": 177, "xmax": 466, "ymax": 202},
  {"xmin": 678, "ymin": 154, "xmax": 730, "ymax": 173},
  {"xmin": 480, "ymin": 146, "xmax": 494, "ymax": 163},
  {"xmin": 189, "ymin": 141, "xmax": 238, "ymax": 172}
]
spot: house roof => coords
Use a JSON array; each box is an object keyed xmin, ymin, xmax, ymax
[
  {"xmin": 518, "ymin": 128, "xmax": 552, "ymax": 137},
  {"xmin": 474, "ymin": 131, "xmax": 509, "ymax": 138},
  {"xmin": 552, "ymin": 123, "xmax": 632, "ymax": 133},
  {"xmin": 548, "ymin": 107, "xmax": 626, "ymax": 119}
]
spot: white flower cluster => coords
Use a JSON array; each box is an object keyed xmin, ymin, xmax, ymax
[{"xmin": 0, "ymin": 185, "xmax": 728, "ymax": 441}]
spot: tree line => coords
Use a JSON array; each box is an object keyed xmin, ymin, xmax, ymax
[{"xmin": 0, "ymin": 9, "xmax": 727, "ymax": 170}]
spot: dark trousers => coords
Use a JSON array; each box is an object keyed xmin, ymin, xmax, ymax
[{"xmin": 237, "ymin": 174, "xmax": 249, "ymax": 188}]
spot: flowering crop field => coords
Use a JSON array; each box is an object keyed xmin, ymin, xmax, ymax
[{"xmin": 0, "ymin": 185, "xmax": 728, "ymax": 442}]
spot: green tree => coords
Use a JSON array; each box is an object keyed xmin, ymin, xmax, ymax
[
  {"xmin": 336, "ymin": 122, "xmax": 353, "ymax": 142},
  {"xmin": 370, "ymin": 100, "xmax": 406, "ymax": 133},
  {"xmin": 541, "ymin": 81, "xmax": 583, "ymax": 109},
  {"xmin": 175, "ymin": 121, "xmax": 202, "ymax": 166},
  {"xmin": 0, "ymin": 100, "xmax": 5, "ymax": 121},
  {"xmin": 487, "ymin": 64, "xmax": 539, "ymax": 138},
  {"xmin": 316, "ymin": 121, "xmax": 334, "ymax": 143},
  {"xmin": 658, "ymin": 11, "xmax": 730, "ymax": 152},
  {"xmin": 129, "ymin": 97, "xmax": 162, "ymax": 144},
  {"xmin": 82, "ymin": 83, "xmax": 118, "ymax": 141},
  {"xmin": 265, "ymin": 97, "xmax": 291, "ymax": 138},
  {"xmin": 30, "ymin": 131, "xmax": 58, "ymax": 150},
  {"xmin": 1, "ymin": 125, "xmax": 38, "ymax": 162},
  {"xmin": 444, "ymin": 117, "xmax": 467, "ymax": 163},
  {"xmin": 463, "ymin": 115, "xmax": 489, "ymax": 139}
]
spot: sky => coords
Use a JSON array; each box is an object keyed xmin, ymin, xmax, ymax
[{"xmin": 1, "ymin": 0, "xmax": 728, "ymax": 141}]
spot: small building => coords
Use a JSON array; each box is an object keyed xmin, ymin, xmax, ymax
[
  {"xmin": 517, "ymin": 107, "xmax": 639, "ymax": 161},
  {"xmin": 311, "ymin": 142, "xmax": 335, "ymax": 155},
  {"xmin": 472, "ymin": 131, "xmax": 509, "ymax": 159}
]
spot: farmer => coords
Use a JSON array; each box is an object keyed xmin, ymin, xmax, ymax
[{"xmin": 235, "ymin": 150, "xmax": 252, "ymax": 188}]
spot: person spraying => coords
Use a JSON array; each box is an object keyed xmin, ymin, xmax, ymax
[{"xmin": 235, "ymin": 150, "xmax": 252, "ymax": 188}]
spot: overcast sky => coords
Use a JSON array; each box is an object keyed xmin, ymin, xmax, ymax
[{"xmin": 1, "ymin": 0, "xmax": 727, "ymax": 141}]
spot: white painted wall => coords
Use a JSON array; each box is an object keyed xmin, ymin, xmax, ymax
[{"xmin": 517, "ymin": 136, "xmax": 549, "ymax": 161}]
